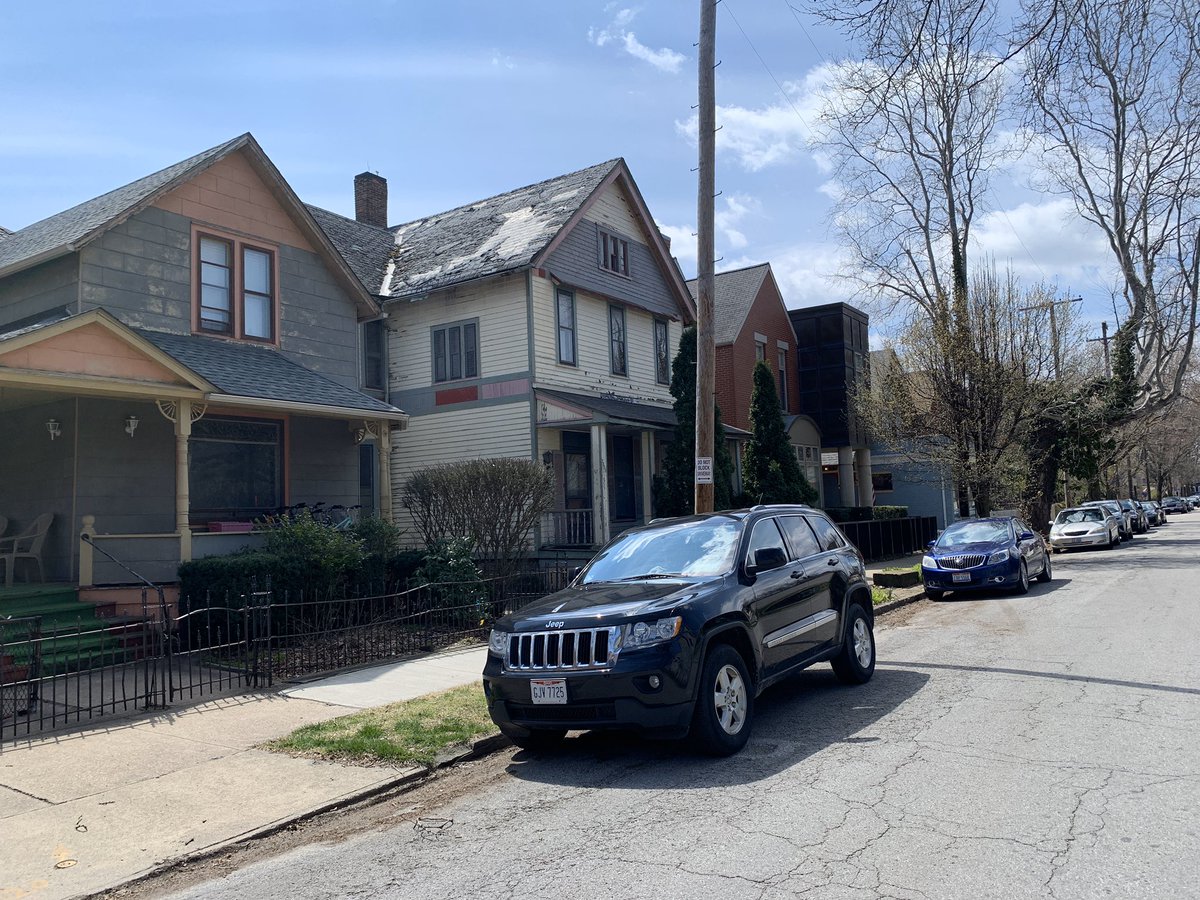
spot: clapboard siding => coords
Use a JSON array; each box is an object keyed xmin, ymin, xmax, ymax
[
  {"xmin": 388, "ymin": 400, "xmax": 532, "ymax": 539},
  {"xmin": 531, "ymin": 274, "xmax": 678, "ymax": 404},
  {"xmin": 386, "ymin": 272, "xmax": 528, "ymax": 390},
  {"xmin": 587, "ymin": 182, "xmax": 646, "ymax": 241}
]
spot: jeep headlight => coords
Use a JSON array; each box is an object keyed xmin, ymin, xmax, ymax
[
  {"xmin": 623, "ymin": 616, "xmax": 682, "ymax": 649},
  {"xmin": 986, "ymin": 548, "xmax": 1012, "ymax": 565},
  {"xmin": 488, "ymin": 629, "xmax": 508, "ymax": 656}
]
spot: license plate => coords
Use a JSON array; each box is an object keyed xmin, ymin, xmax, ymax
[
  {"xmin": 951, "ymin": 572, "xmax": 971, "ymax": 583},
  {"xmin": 530, "ymin": 678, "xmax": 567, "ymax": 705}
]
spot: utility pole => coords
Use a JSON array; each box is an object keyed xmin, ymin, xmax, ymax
[
  {"xmin": 1016, "ymin": 296, "xmax": 1081, "ymax": 379},
  {"xmin": 1087, "ymin": 321, "xmax": 1112, "ymax": 377},
  {"xmin": 693, "ymin": 0, "xmax": 716, "ymax": 513}
]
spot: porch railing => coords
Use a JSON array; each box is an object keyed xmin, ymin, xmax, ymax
[{"xmin": 541, "ymin": 509, "xmax": 594, "ymax": 547}]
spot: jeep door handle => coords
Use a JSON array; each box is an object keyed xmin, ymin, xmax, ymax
[
  {"xmin": 790, "ymin": 569, "xmax": 805, "ymax": 579},
  {"xmin": 827, "ymin": 557, "xmax": 838, "ymax": 566}
]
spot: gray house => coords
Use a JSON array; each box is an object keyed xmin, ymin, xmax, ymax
[{"xmin": 0, "ymin": 134, "xmax": 407, "ymax": 606}]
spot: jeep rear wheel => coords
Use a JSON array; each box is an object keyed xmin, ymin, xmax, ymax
[{"xmin": 689, "ymin": 643, "xmax": 754, "ymax": 756}]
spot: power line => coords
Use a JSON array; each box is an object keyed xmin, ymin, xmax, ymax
[{"xmin": 782, "ymin": 1, "xmax": 830, "ymax": 66}]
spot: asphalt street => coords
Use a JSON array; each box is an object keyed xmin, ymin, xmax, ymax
[{"xmin": 165, "ymin": 516, "xmax": 1200, "ymax": 900}]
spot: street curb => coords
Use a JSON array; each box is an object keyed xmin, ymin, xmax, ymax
[
  {"xmin": 874, "ymin": 590, "xmax": 927, "ymax": 616},
  {"xmin": 89, "ymin": 734, "xmax": 514, "ymax": 899}
]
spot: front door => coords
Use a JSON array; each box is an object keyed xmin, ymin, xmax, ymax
[{"xmin": 611, "ymin": 435, "xmax": 637, "ymax": 522}]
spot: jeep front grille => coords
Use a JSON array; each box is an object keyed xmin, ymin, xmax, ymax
[
  {"xmin": 506, "ymin": 628, "xmax": 617, "ymax": 671},
  {"xmin": 938, "ymin": 554, "xmax": 987, "ymax": 570}
]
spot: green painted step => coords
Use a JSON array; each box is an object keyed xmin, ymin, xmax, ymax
[{"xmin": 3, "ymin": 629, "xmax": 143, "ymax": 676}]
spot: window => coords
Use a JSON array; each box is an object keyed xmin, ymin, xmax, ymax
[
  {"xmin": 780, "ymin": 516, "xmax": 821, "ymax": 558},
  {"xmin": 654, "ymin": 319, "xmax": 670, "ymax": 384},
  {"xmin": 363, "ymin": 320, "xmax": 385, "ymax": 390},
  {"xmin": 599, "ymin": 229, "xmax": 630, "ymax": 276},
  {"xmin": 755, "ymin": 341, "xmax": 766, "ymax": 363},
  {"xmin": 189, "ymin": 417, "xmax": 282, "ymax": 519},
  {"xmin": 609, "ymin": 305, "xmax": 627, "ymax": 376},
  {"xmin": 432, "ymin": 320, "xmax": 479, "ymax": 383},
  {"xmin": 872, "ymin": 472, "xmax": 894, "ymax": 493},
  {"xmin": 777, "ymin": 348, "xmax": 788, "ymax": 410},
  {"xmin": 745, "ymin": 517, "xmax": 788, "ymax": 568},
  {"xmin": 808, "ymin": 515, "xmax": 847, "ymax": 552},
  {"xmin": 195, "ymin": 231, "xmax": 275, "ymax": 342},
  {"xmin": 556, "ymin": 289, "xmax": 576, "ymax": 366},
  {"xmin": 359, "ymin": 443, "xmax": 376, "ymax": 515}
]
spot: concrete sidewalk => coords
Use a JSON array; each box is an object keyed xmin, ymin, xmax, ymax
[{"xmin": 0, "ymin": 645, "xmax": 488, "ymax": 900}]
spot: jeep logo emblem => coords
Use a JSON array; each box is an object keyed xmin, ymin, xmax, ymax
[{"xmin": 547, "ymin": 620, "xmax": 565, "ymax": 629}]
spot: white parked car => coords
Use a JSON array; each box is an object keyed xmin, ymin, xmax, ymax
[{"xmin": 1049, "ymin": 506, "xmax": 1121, "ymax": 552}]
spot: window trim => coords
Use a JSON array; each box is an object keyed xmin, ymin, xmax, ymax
[
  {"xmin": 555, "ymin": 287, "xmax": 577, "ymax": 367},
  {"xmin": 872, "ymin": 472, "xmax": 895, "ymax": 494},
  {"xmin": 431, "ymin": 318, "xmax": 480, "ymax": 384},
  {"xmin": 187, "ymin": 413, "xmax": 288, "ymax": 522},
  {"xmin": 598, "ymin": 227, "xmax": 631, "ymax": 278},
  {"xmin": 654, "ymin": 318, "xmax": 670, "ymax": 385},
  {"xmin": 362, "ymin": 319, "xmax": 386, "ymax": 390},
  {"xmin": 191, "ymin": 225, "xmax": 279, "ymax": 345},
  {"xmin": 777, "ymin": 347, "xmax": 788, "ymax": 411},
  {"xmin": 608, "ymin": 304, "xmax": 628, "ymax": 377}
]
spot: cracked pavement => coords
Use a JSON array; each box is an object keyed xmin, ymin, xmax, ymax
[{"xmin": 164, "ymin": 518, "xmax": 1200, "ymax": 900}]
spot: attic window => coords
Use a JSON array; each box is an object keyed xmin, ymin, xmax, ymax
[
  {"xmin": 194, "ymin": 229, "xmax": 276, "ymax": 343},
  {"xmin": 599, "ymin": 229, "xmax": 630, "ymax": 277}
]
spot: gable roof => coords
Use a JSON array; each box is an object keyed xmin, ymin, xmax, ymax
[
  {"xmin": 0, "ymin": 226, "xmax": 12, "ymax": 241},
  {"xmin": 382, "ymin": 159, "xmax": 621, "ymax": 298},
  {"xmin": 0, "ymin": 134, "xmax": 380, "ymax": 318},
  {"xmin": 687, "ymin": 262, "xmax": 772, "ymax": 345},
  {"xmin": 305, "ymin": 204, "xmax": 395, "ymax": 300}
]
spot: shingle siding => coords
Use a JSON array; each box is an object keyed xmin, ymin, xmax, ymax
[
  {"xmin": 545, "ymin": 219, "xmax": 679, "ymax": 321},
  {"xmin": 0, "ymin": 254, "xmax": 78, "ymax": 330},
  {"xmin": 277, "ymin": 243, "xmax": 359, "ymax": 388}
]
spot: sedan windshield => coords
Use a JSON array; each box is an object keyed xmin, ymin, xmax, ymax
[
  {"xmin": 936, "ymin": 520, "xmax": 1011, "ymax": 547},
  {"xmin": 1056, "ymin": 509, "xmax": 1103, "ymax": 525},
  {"xmin": 582, "ymin": 519, "xmax": 740, "ymax": 583}
]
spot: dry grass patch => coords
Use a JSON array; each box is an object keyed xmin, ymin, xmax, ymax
[{"xmin": 266, "ymin": 682, "xmax": 494, "ymax": 767}]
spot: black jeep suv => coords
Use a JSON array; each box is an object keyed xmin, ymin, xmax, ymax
[{"xmin": 483, "ymin": 505, "xmax": 877, "ymax": 756}]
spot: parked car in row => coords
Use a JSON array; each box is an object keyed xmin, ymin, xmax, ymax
[
  {"xmin": 484, "ymin": 505, "xmax": 876, "ymax": 756},
  {"xmin": 1049, "ymin": 506, "xmax": 1122, "ymax": 551},
  {"xmin": 1161, "ymin": 496, "xmax": 1188, "ymax": 514},
  {"xmin": 921, "ymin": 517, "xmax": 1052, "ymax": 601},
  {"xmin": 1081, "ymin": 500, "xmax": 1133, "ymax": 541},
  {"xmin": 1140, "ymin": 501, "xmax": 1166, "ymax": 527},
  {"xmin": 1118, "ymin": 499, "xmax": 1149, "ymax": 534}
]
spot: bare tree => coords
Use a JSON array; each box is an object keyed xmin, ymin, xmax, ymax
[{"xmin": 1023, "ymin": 0, "xmax": 1200, "ymax": 413}]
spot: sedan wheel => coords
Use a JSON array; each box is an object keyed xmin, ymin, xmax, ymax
[
  {"xmin": 1037, "ymin": 551, "xmax": 1053, "ymax": 583},
  {"xmin": 1014, "ymin": 560, "xmax": 1030, "ymax": 595}
]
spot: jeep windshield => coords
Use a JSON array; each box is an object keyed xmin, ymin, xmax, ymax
[{"xmin": 581, "ymin": 519, "xmax": 740, "ymax": 583}]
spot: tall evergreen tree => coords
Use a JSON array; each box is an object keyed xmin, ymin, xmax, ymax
[
  {"xmin": 655, "ymin": 326, "xmax": 735, "ymax": 516},
  {"xmin": 743, "ymin": 361, "xmax": 818, "ymax": 505}
]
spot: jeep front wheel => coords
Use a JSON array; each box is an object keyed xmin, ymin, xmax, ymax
[
  {"xmin": 689, "ymin": 643, "xmax": 754, "ymax": 756},
  {"xmin": 831, "ymin": 603, "xmax": 876, "ymax": 685}
]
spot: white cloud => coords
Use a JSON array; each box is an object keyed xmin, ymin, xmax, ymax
[
  {"xmin": 589, "ymin": 7, "xmax": 685, "ymax": 73},
  {"xmin": 491, "ymin": 49, "xmax": 516, "ymax": 70},
  {"xmin": 656, "ymin": 194, "xmax": 762, "ymax": 273},
  {"xmin": 657, "ymin": 224, "xmax": 697, "ymax": 266},
  {"xmin": 973, "ymin": 198, "xmax": 1115, "ymax": 291}
]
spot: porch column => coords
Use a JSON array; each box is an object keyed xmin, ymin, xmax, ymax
[
  {"xmin": 838, "ymin": 446, "xmax": 856, "ymax": 506},
  {"xmin": 175, "ymin": 399, "xmax": 193, "ymax": 562},
  {"xmin": 855, "ymin": 447, "xmax": 873, "ymax": 507},
  {"xmin": 590, "ymin": 423, "xmax": 610, "ymax": 546},
  {"xmin": 640, "ymin": 433, "xmax": 654, "ymax": 522},
  {"xmin": 378, "ymin": 420, "xmax": 393, "ymax": 522}
]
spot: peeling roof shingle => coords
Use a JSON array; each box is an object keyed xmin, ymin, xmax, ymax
[
  {"xmin": 687, "ymin": 263, "xmax": 772, "ymax": 346},
  {"xmin": 304, "ymin": 204, "xmax": 395, "ymax": 298},
  {"xmin": 0, "ymin": 135, "xmax": 247, "ymax": 278}
]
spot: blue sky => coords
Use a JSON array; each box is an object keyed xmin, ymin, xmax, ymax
[{"xmin": 2, "ymin": 0, "xmax": 1117, "ymax": 326}]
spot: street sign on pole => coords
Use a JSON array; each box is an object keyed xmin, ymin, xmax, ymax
[{"xmin": 695, "ymin": 456, "xmax": 713, "ymax": 485}]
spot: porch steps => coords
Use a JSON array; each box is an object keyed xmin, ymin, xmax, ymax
[{"xmin": 1, "ymin": 585, "xmax": 147, "ymax": 677}]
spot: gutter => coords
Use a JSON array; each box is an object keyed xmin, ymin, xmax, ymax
[{"xmin": 205, "ymin": 393, "xmax": 410, "ymax": 427}]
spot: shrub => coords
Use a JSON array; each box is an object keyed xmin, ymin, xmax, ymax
[
  {"xmin": 178, "ymin": 550, "xmax": 278, "ymax": 610},
  {"xmin": 262, "ymin": 511, "xmax": 365, "ymax": 599},
  {"xmin": 411, "ymin": 537, "xmax": 487, "ymax": 628},
  {"xmin": 743, "ymin": 361, "xmax": 819, "ymax": 505},
  {"xmin": 872, "ymin": 505, "xmax": 909, "ymax": 520},
  {"xmin": 402, "ymin": 458, "xmax": 554, "ymax": 576}
]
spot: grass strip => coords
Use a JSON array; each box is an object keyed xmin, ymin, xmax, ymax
[{"xmin": 265, "ymin": 682, "xmax": 494, "ymax": 767}]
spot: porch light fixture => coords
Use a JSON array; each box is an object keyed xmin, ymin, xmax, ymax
[
  {"xmin": 46, "ymin": 418, "xmax": 61, "ymax": 440},
  {"xmin": 125, "ymin": 415, "xmax": 140, "ymax": 438}
]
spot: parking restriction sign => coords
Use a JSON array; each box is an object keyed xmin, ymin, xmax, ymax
[{"xmin": 695, "ymin": 456, "xmax": 713, "ymax": 484}]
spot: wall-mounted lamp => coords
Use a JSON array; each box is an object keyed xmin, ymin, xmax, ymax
[
  {"xmin": 46, "ymin": 418, "xmax": 61, "ymax": 440},
  {"xmin": 542, "ymin": 451, "xmax": 554, "ymax": 466},
  {"xmin": 125, "ymin": 415, "xmax": 140, "ymax": 438}
]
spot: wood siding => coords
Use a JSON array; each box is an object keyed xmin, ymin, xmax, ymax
[{"xmin": 531, "ymin": 274, "xmax": 678, "ymax": 404}]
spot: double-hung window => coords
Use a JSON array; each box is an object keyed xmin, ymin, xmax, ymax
[
  {"xmin": 777, "ymin": 348, "xmax": 788, "ymax": 410},
  {"xmin": 609, "ymin": 305, "xmax": 627, "ymax": 376},
  {"xmin": 556, "ymin": 288, "xmax": 576, "ymax": 366},
  {"xmin": 195, "ymin": 231, "xmax": 275, "ymax": 342},
  {"xmin": 599, "ymin": 228, "xmax": 630, "ymax": 276},
  {"xmin": 432, "ymin": 320, "xmax": 479, "ymax": 383},
  {"xmin": 654, "ymin": 318, "xmax": 670, "ymax": 385},
  {"xmin": 363, "ymin": 320, "xmax": 386, "ymax": 390}
]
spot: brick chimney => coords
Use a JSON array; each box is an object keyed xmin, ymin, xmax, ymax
[{"xmin": 354, "ymin": 172, "xmax": 388, "ymax": 228}]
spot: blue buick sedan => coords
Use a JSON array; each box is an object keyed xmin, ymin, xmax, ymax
[{"xmin": 921, "ymin": 517, "xmax": 1051, "ymax": 601}]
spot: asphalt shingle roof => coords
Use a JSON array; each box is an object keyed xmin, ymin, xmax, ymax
[
  {"xmin": 137, "ymin": 329, "xmax": 402, "ymax": 416},
  {"xmin": 0, "ymin": 135, "xmax": 247, "ymax": 278},
  {"xmin": 381, "ymin": 159, "xmax": 621, "ymax": 298},
  {"xmin": 535, "ymin": 388, "xmax": 751, "ymax": 436},
  {"xmin": 687, "ymin": 263, "xmax": 772, "ymax": 346},
  {"xmin": 305, "ymin": 204, "xmax": 395, "ymax": 298}
]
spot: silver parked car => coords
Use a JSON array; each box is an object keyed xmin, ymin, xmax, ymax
[
  {"xmin": 1081, "ymin": 500, "xmax": 1132, "ymax": 541},
  {"xmin": 1049, "ymin": 506, "xmax": 1121, "ymax": 552}
]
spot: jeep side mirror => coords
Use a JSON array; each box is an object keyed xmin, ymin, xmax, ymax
[
  {"xmin": 570, "ymin": 566, "xmax": 583, "ymax": 581},
  {"xmin": 754, "ymin": 546, "xmax": 788, "ymax": 573}
]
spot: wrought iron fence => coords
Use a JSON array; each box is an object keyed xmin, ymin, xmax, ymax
[{"xmin": 1, "ymin": 567, "xmax": 574, "ymax": 746}]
